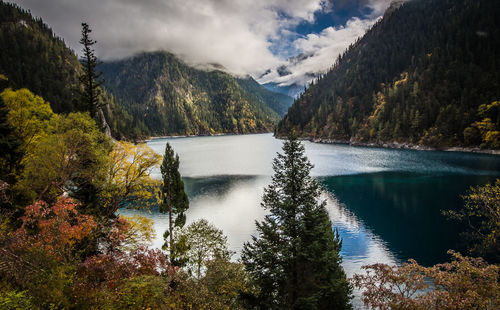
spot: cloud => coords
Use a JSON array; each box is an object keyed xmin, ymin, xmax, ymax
[
  {"xmin": 9, "ymin": 0, "xmax": 396, "ymax": 83},
  {"xmin": 259, "ymin": 17, "xmax": 375, "ymax": 87},
  {"xmin": 258, "ymin": 0, "xmax": 397, "ymax": 87},
  {"xmin": 10, "ymin": 0, "xmax": 330, "ymax": 76}
]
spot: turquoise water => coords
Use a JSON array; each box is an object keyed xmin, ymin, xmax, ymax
[{"xmin": 123, "ymin": 133, "xmax": 500, "ymax": 290}]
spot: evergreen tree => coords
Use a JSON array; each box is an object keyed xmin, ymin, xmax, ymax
[
  {"xmin": 159, "ymin": 143, "xmax": 189, "ymax": 264},
  {"xmin": 242, "ymin": 135, "xmax": 352, "ymax": 309},
  {"xmin": 78, "ymin": 22, "xmax": 104, "ymax": 118}
]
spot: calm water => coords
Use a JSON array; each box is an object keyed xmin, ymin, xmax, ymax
[{"xmin": 121, "ymin": 133, "xmax": 500, "ymax": 305}]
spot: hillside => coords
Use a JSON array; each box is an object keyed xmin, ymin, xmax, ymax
[
  {"xmin": 0, "ymin": 1, "xmax": 148, "ymax": 139},
  {"xmin": 235, "ymin": 77, "xmax": 293, "ymax": 117},
  {"xmin": 0, "ymin": 1, "xmax": 80, "ymax": 113},
  {"xmin": 100, "ymin": 52, "xmax": 284, "ymax": 135},
  {"xmin": 277, "ymin": 0, "xmax": 500, "ymax": 149}
]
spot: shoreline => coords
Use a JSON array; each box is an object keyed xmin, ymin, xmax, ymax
[
  {"xmin": 306, "ymin": 137, "xmax": 500, "ymax": 155},
  {"xmin": 140, "ymin": 131, "xmax": 273, "ymax": 143},
  {"xmin": 141, "ymin": 132, "xmax": 500, "ymax": 155}
]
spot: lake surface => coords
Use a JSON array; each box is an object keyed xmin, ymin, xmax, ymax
[{"xmin": 121, "ymin": 133, "xmax": 500, "ymax": 304}]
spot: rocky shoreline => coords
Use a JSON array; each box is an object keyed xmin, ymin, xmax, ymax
[{"xmin": 307, "ymin": 137, "xmax": 500, "ymax": 155}]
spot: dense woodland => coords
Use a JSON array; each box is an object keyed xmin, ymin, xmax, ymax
[
  {"xmin": 99, "ymin": 52, "xmax": 291, "ymax": 136},
  {"xmin": 278, "ymin": 0, "xmax": 500, "ymax": 149}
]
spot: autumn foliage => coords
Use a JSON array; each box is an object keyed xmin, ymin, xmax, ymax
[
  {"xmin": 12, "ymin": 197, "xmax": 97, "ymax": 262},
  {"xmin": 352, "ymin": 251, "xmax": 500, "ymax": 310}
]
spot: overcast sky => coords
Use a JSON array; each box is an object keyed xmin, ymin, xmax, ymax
[{"xmin": 9, "ymin": 0, "xmax": 396, "ymax": 86}]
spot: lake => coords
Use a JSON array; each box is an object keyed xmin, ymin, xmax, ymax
[{"xmin": 121, "ymin": 133, "xmax": 500, "ymax": 304}]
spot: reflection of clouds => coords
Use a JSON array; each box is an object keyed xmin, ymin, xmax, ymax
[
  {"xmin": 323, "ymin": 192, "xmax": 397, "ymax": 278},
  {"xmin": 323, "ymin": 192, "xmax": 398, "ymax": 309},
  {"xmin": 141, "ymin": 134, "xmax": 500, "ymax": 308},
  {"xmin": 122, "ymin": 177, "xmax": 398, "ymax": 277},
  {"xmin": 147, "ymin": 134, "xmax": 282, "ymax": 178},
  {"xmin": 121, "ymin": 176, "xmax": 270, "ymax": 254},
  {"xmin": 184, "ymin": 177, "xmax": 269, "ymax": 253}
]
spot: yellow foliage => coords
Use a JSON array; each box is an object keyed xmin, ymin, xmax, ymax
[
  {"xmin": 119, "ymin": 215, "xmax": 156, "ymax": 251},
  {"xmin": 1, "ymin": 88, "xmax": 54, "ymax": 155},
  {"xmin": 17, "ymin": 112, "xmax": 111, "ymax": 203},
  {"xmin": 368, "ymin": 92, "xmax": 386, "ymax": 124},
  {"xmin": 485, "ymin": 131, "xmax": 500, "ymax": 145},
  {"xmin": 394, "ymin": 72, "xmax": 408, "ymax": 87},
  {"xmin": 101, "ymin": 141, "xmax": 162, "ymax": 214},
  {"xmin": 478, "ymin": 101, "xmax": 500, "ymax": 117},
  {"xmin": 472, "ymin": 118, "xmax": 495, "ymax": 135}
]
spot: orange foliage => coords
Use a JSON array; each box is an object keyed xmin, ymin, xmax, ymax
[
  {"xmin": 353, "ymin": 251, "xmax": 500, "ymax": 310},
  {"xmin": 13, "ymin": 197, "xmax": 97, "ymax": 262}
]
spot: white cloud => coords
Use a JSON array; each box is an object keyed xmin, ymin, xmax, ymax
[
  {"xmin": 10, "ymin": 0, "xmax": 328, "ymax": 76},
  {"xmin": 9, "ymin": 0, "xmax": 396, "ymax": 84},
  {"xmin": 258, "ymin": 16, "xmax": 377, "ymax": 87},
  {"xmin": 258, "ymin": 0, "xmax": 398, "ymax": 87}
]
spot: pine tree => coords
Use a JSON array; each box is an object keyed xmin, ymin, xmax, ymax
[
  {"xmin": 242, "ymin": 135, "xmax": 352, "ymax": 309},
  {"xmin": 78, "ymin": 22, "xmax": 104, "ymax": 118},
  {"xmin": 159, "ymin": 142, "xmax": 189, "ymax": 264}
]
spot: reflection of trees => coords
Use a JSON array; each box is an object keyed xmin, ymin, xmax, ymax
[
  {"xmin": 183, "ymin": 175, "xmax": 259, "ymax": 198},
  {"xmin": 318, "ymin": 172, "xmax": 494, "ymax": 266}
]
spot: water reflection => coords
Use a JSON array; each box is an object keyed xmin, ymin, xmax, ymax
[
  {"xmin": 320, "ymin": 172, "xmax": 499, "ymax": 266},
  {"xmin": 121, "ymin": 176, "xmax": 268, "ymax": 253},
  {"xmin": 121, "ymin": 175, "xmax": 398, "ymax": 275}
]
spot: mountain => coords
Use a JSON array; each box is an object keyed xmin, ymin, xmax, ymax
[
  {"xmin": 277, "ymin": 0, "xmax": 500, "ymax": 149},
  {"xmin": 0, "ymin": 1, "xmax": 80, "ymax": 113},
  {"xmin": 0, "ymin": 1, "xmax": 148, "ymax": 139},
  {"xmin": 262, "ymin": 82, "xmax": 304, "ymax": 99},
  {"xmin": 99, "ymin": 52, "xmax": 284, "ymax": 136},
  {"xmin": 235, "ymin": 77, "xmax": 293, "ymax": 117}
]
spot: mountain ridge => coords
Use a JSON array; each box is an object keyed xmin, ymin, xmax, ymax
[{"xmin": 99, "ymin": 51, "xmax": 292, "ymax": 136}]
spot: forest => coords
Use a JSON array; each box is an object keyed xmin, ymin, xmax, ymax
[
  {"xmin": 99, "ymin": 52, "xmax": 289, "ymax": 136},
  {"xmin": 278, "ymin": 0, "xmax": 500, "ymax": 149}
]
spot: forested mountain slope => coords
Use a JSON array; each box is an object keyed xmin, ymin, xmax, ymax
[
  {"xmin": 100, "ymin": 52, "xmax": 283, "ymax": 135},
  {"xmin": 0, "ymin": 1, "xmax": 80, "ymax": 113},
  {"xmin": 277, "ymin": 0, "xmax": 500, "ymax": 149},
  {"xmin": 235, "ymin": 77, "xmax": 293, "ymax": 117},
  {"xmin": 0, "ymin": 1, "xmax": 148, "ymax": 139}
]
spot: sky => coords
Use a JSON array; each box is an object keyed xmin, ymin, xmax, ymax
[{"xmin": 9, "ymin": 0, "xmax": 397, "ymax": 87}]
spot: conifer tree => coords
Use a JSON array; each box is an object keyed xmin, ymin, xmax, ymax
[
  {"xmin": 242, "ymin": 135, "xmax": 352, "ymax": 309},
  {"xmin": 78, "ymin": 22, "xmax": 104, "ymax": 118},
  {"xmin": 159, "ymin": 143, "xmax": 189, "ymax": 264}
]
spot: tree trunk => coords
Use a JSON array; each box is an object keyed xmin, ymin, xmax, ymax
[
  {"xmin": 98, "ymin": 108, "xmax": 112, "ymax": 137},
  {"xmin": 169, "ymin": 202, "xmax": 173, "ymax": 262}
]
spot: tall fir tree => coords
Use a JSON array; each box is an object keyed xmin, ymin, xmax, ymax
[
  {"xmin": 159, "ymin": 142, "xmax": 189, "ymax": 264},
  {"xmin": 242, "ymin": 135, "xmax": 352, "ymax": 309},
  {"xmin": 78, "ymin": 22, "xmax": 104, "ymax": 118}
]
